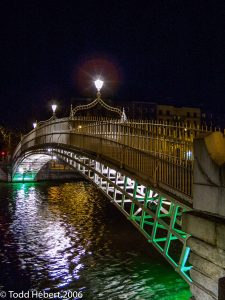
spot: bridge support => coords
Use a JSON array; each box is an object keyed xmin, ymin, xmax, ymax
[
  {"xmin": 53, "ymin": 147, "xmax": 192, "ymax": 282},
  {"xmin": 12, "ymin": 144, "xmax": 192, "ymax": 281},
  {"xmin": 0, "ymin": 162, "xmax": 11, "ymax": 182},
  {"xmin": 182, "ymin": 132, "xmax": 225, "ymax": 300}
]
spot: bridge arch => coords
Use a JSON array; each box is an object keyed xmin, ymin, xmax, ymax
[
  {"xmin": 13, "ymin": 142, "xmax": 192, "ymax": 282},
  {"xmin": 13, "ymin": 150, "xmax": 54, "ymax": 181}
]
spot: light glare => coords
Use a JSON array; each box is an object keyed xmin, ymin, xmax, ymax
[
  {"xmin": 94, "ymin": 79, "xmax": 103, "ymax": 91},
  {"xmin": 52, "ymin": 104, "xmax": 57, "ymax": 113}
]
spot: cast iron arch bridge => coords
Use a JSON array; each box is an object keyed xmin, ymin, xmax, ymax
[{"xmin": 11, "ymin": 103, "xmax": 218, "ymax": 284}]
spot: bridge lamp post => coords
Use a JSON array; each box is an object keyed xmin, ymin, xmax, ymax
[
  {"xmin": 94, "ymin": 79, "xmax": 103, "ymax": 91},
  {"xmin": 71, "ymin": 78, "xmax": 123, "ymax": 118},
  {"xmin": 94, "ymin": 79, "xmax": 104, "ymax": 99},
  {"xmin": 51, "ymin": 104, "xmax": 57, "ymax": 118},
  {"xmin": 33, "ymin": 122, "xmax": 37, "ymax": 129}
]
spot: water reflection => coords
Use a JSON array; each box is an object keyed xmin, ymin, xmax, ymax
[{"xmin": 0, "ymin": 182, "xmax": 191, "ymax": 299}]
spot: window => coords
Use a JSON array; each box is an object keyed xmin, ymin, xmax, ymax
[
  {"xmin": 166, "ymin": 110, "xmax": 170, "ymax": 116},
  {"xmin": 193, "ymin": 112, "xmax": 197, "ymax": 118},
  {"xmin": 187, "ymin": 112, "xmax": 190, "ymax": 117},
  {"xmin": 159, "ymin": 110, "xmax": 162, "ymax": 115}
]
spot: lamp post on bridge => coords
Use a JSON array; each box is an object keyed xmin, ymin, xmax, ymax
[
  {"xmin": 70, "ymin": 77, "xmax": 125, "ymax": 120},
  {"xmin": 94, "ymin": 78, "xmax": 104, "ymax": 98},
  {"xmin": 30, "ymin": 102, "xmax": 58, "ymax": 134},
  {"xmin": 51, "ymin": 104, "xmax": 57, "ymax": 118}
]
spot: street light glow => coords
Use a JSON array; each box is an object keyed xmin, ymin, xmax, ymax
[
  {"xmin": 33, "ymin": 122, "xmax": 37, "ymax": 129},
  {"xmin": 52, "ymin": 104, "xmax": 57, "ymax": 113},
  {"xmin": 94, "ymin": 79, "xmax": 104, "ymax": 91}
]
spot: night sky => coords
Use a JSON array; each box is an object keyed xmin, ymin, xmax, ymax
[{"xmin": 0, "ymin": 1, "xmax": 225, "ymax": 130}]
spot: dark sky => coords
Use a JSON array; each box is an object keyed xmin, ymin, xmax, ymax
[{"xmin": 0, "ymin": 1, "xmax": 225, "ymax": 130}]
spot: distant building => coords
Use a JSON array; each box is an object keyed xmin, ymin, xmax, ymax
[
  {"xmin": 201, "ymin": 110, "xmax": 225, "ymax": 129},
  {"xmin": 119, "ymin": 102, "xmax": 201, "ymax": 126},
  {"xmin": 120, "ymin": 101, "xmax": 156, "ymax": 120},
  {"xmin": 156, "ymin": 104, "xmax": 201, "ymax": 126}
]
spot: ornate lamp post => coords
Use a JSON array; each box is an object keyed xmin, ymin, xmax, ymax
[
  {"xmin": 94, "ymin": 79, "xmax": 104, "ymax": 93},
  {"xmin": 51, "ymin": 104, "xmax": 57, "ymax": 118},
  {"xmin": 70, "ymin": 78, "xmax": 126, "ymax": 120}
]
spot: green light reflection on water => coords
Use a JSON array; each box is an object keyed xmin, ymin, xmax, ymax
[{"xmin": 12, "ymin": 171, "xmax": 37, "ymax": 182}]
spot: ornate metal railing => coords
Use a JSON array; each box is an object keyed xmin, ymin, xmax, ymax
[{"xmin": 13, "ymin": 116, "xmax": 218, "ymax": 202}]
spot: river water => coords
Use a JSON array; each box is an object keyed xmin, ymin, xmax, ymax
[{"xmin": 0, "ymin": 181, "xmax": 191, "ymax": 300}]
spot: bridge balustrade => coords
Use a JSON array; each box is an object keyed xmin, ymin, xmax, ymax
[{"xmin": 13, "ymin": 116, "xmax": 219, "ymax": 202}]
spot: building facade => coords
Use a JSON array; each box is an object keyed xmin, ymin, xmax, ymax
[
  {"xmin": 120, "ymin": 101, "xmax": 157, "ymax": 120},
  {"xmin": 156, "ymin": 104, "xmax": 201, "ymax": 126}
]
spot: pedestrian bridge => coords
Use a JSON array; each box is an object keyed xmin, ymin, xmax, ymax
[{"xmin": 12, "ymin": 109, "xmax": 216, "ymax": 284}]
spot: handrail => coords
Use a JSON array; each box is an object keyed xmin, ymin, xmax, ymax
[
  {"xmin": 12, "ymin": 116, "xmax": 217, "ymax": 200},
  {"xmin": 14, "ymin": 116, "xmax": 214, "ymax": 164}
]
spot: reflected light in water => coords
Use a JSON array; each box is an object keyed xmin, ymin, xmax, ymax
[
  {"xmin": 0, "ymin": 181, "xmax": 191, "ymax": 299},
  {"xmin": 12, "ymin": 183, "xmax": 87, "ymax": 288}
]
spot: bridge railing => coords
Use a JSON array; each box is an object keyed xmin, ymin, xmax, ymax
[
  {"xmin": 74, "ymin": 120, "xmax": 196, "ymax": 161},
  {"xmin": 13, "ymin": 117, "xmax": 217, "ymax": 201}
]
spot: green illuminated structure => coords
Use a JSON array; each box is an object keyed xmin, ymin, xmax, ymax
[
  {"xmin": 13, "ymin": 171, "xmax": 36, "ymax": 182},
  {"xmin": 55, "ymin": 150, "xmax": 192, "ymax": 282}
]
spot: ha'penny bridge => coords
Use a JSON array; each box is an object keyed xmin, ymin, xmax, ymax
[{"xmin": 10, "ymin": 83, "xmax": 225, "ymax": 299}]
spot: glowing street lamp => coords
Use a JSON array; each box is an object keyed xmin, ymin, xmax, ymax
[
  {"xmin": 33, "ymin": 122, "xmax": 37, "ymax": 129},
  {"xmin": 52, "ymin": 104, "xmax": 57, "ymax": 117},
  {"xmin": 94, "ymin": 79, "xmax": 104, "ymax": 92},
  {"xmin": 71, "ymin": 77, "xmax": 123, "ymax": 119}
]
